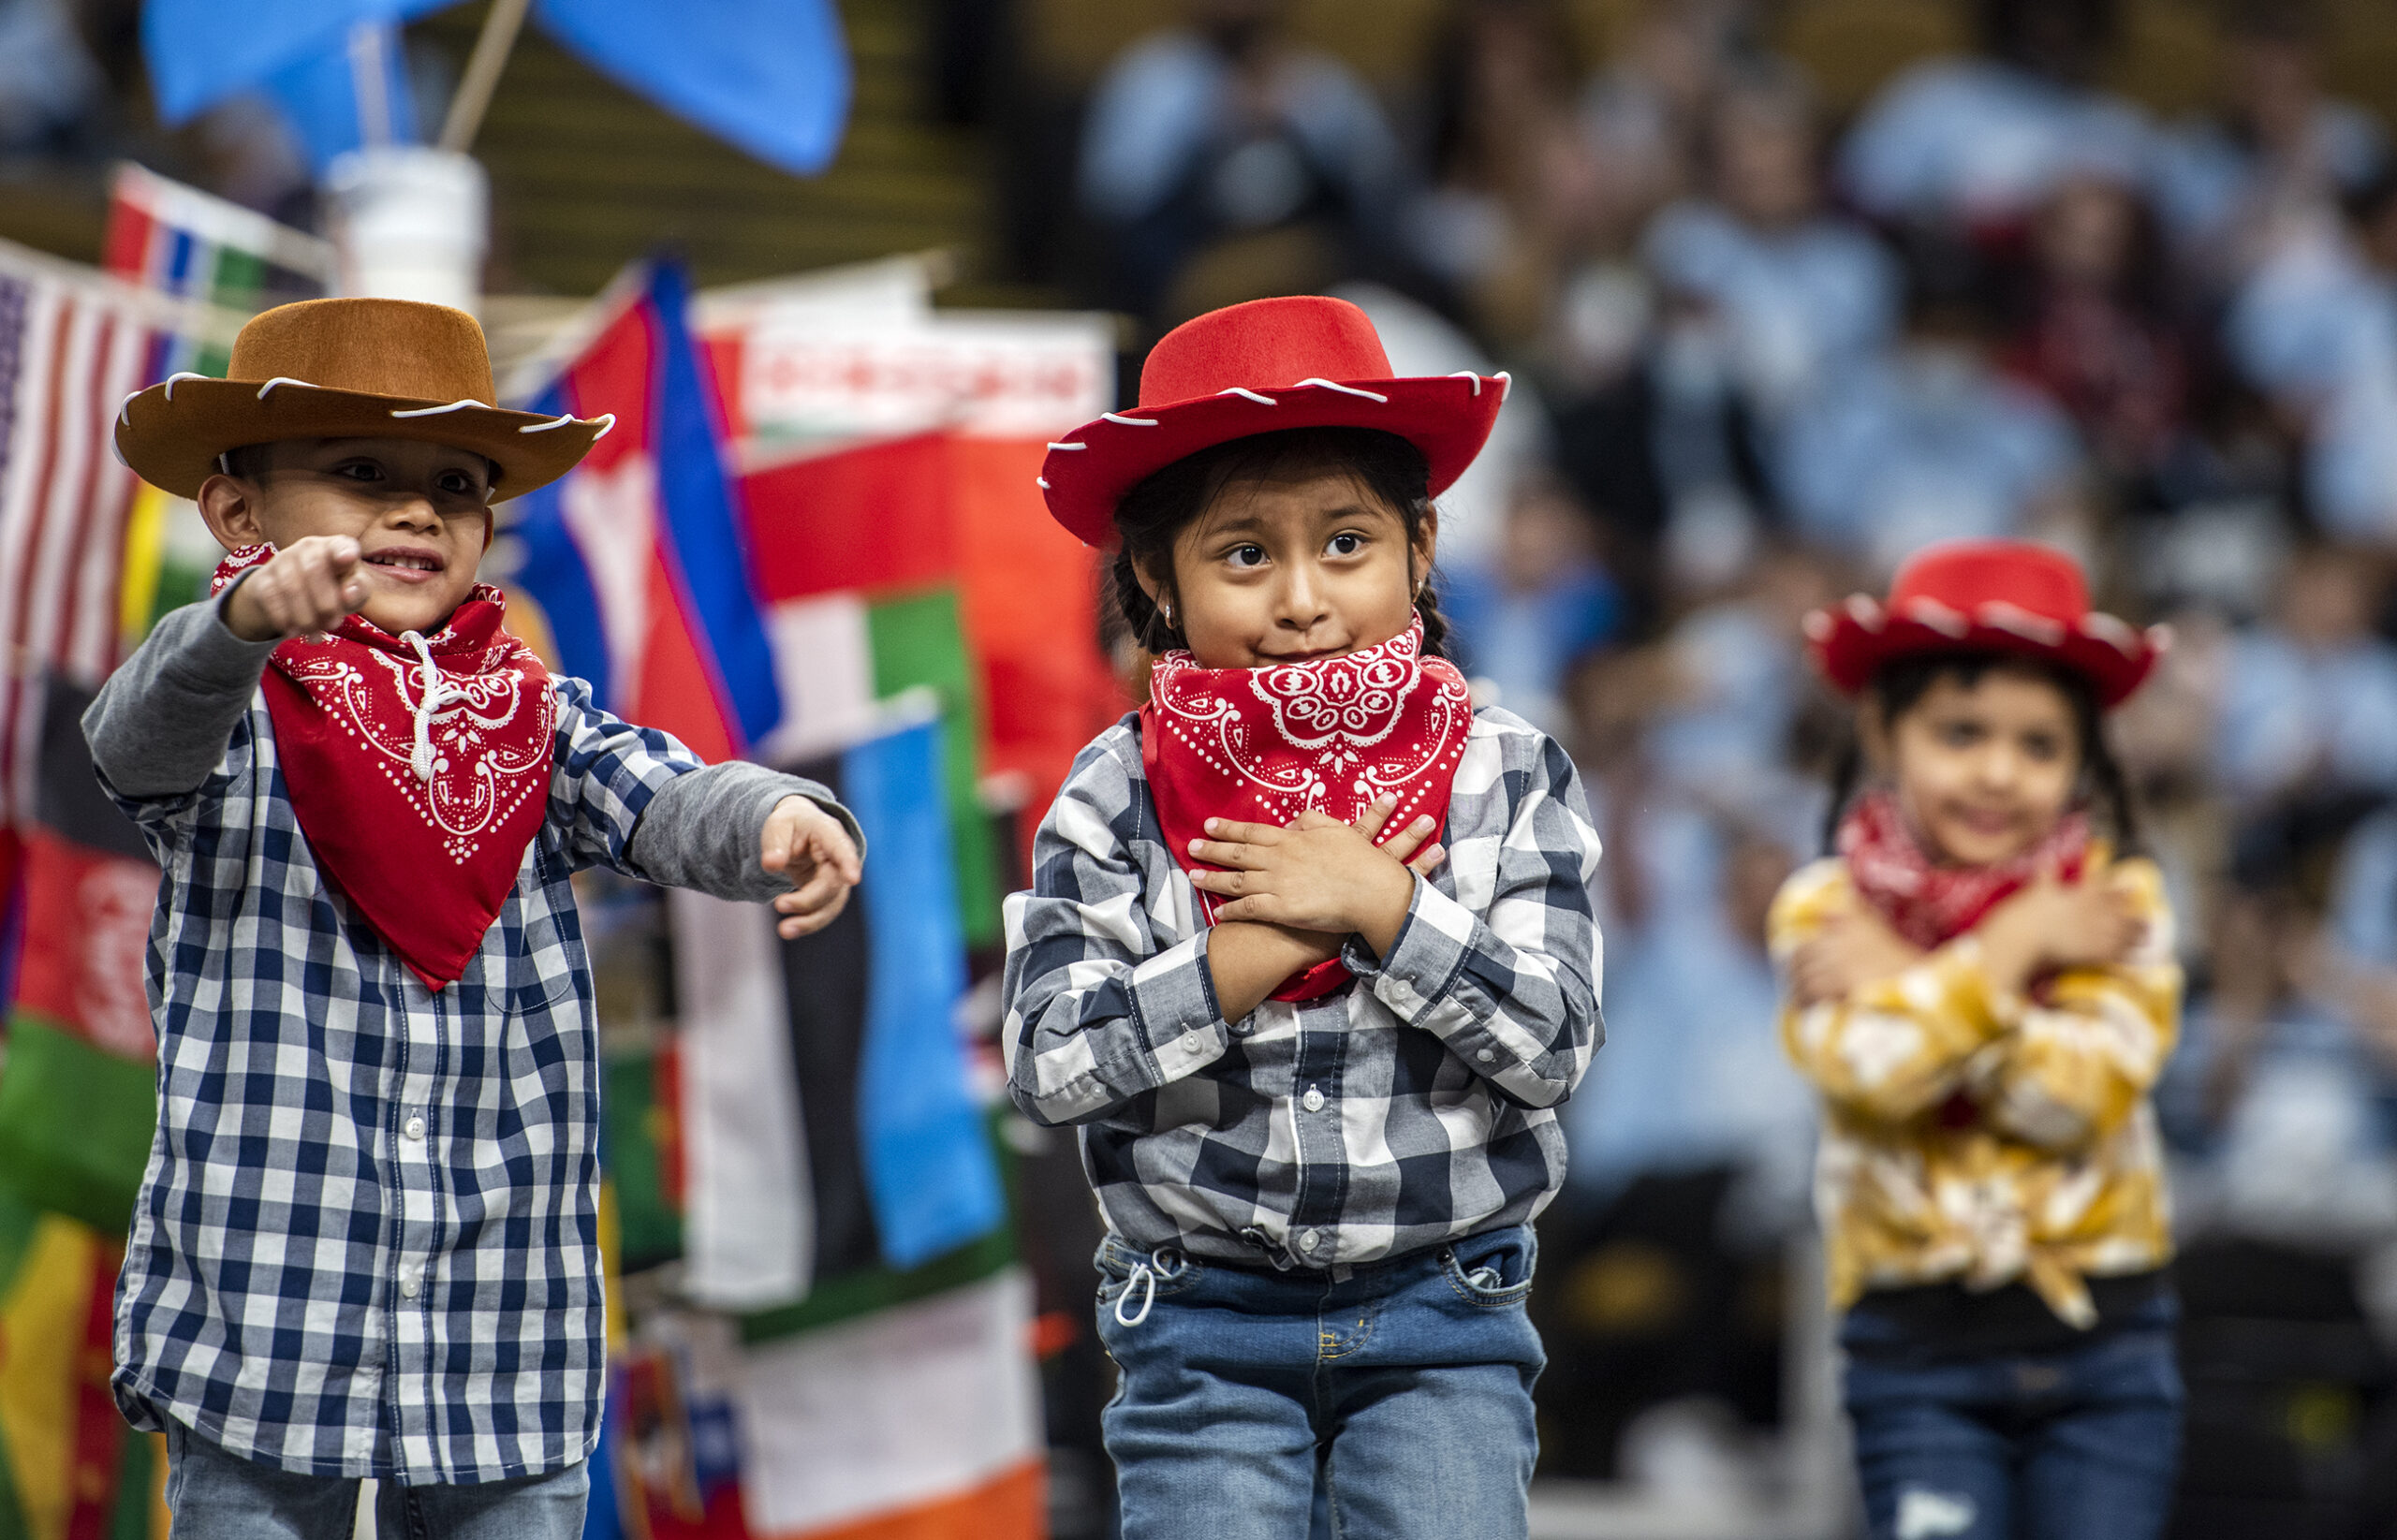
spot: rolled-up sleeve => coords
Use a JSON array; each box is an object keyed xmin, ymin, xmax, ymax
[
  {"xmin": 1342, "ymin": 732, "xmax": 1604, "ymax": 1108},
  {"xmin": 1002, "ymin": 737, "xmax": 1230, "ymax": 1127},
  {"xmin": 546, "ymin": 676, "xmax": 708, "ymax": 873}
]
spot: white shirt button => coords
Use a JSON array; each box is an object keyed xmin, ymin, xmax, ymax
[
  {"xmin": 1301, "ymin": 1087, "xmax": 1326, "ymax": 1112},
  {"xmin": 399, "ymin": 1272, "xmax": 420, "ymax": 1299},
  {"xmin": 1180, "ymin": 1031, "xmax": 1204, "ymax": 1053},
  {"xmin": 1299, "ymin": 1229, "xmax": 1320, "ymax": 1253},
  {"xmin": 404, "ymin": 1116, "xmax": 426, "ymax": 1141},
  {"xmin": 1477, "ymin": 1049, "xmax": 1495, "ymax": 1063}
]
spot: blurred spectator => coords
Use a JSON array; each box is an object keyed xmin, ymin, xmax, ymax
[
  {"xmin": 2150, "ymin": 2, "xmax": 2386, "ymax": 286},
  {"xmin": 0, "ymin": 0, "xmax": 101, "ymax": 154},
  {"xmin": 1567, "ymin": 810, "xmax": 1813, "ymax": 1228},
  {"xmin": 1443, "ymin": 474, "xmax": 1624, "ymax": 734},
  {"xmin": 1642, "ymin": 546, "xmax": 1834, "ymax": 796},
  {"xmin": 1999, "ymin": 172, "xmax": 2188, "ymax": 482},
  {"xmin": 1406, "ymin": 0, "xmax": 1598, "ymax": 343},
  {"xmin": 1076, "ymin": 0, "xmax": 1404, "ymax": 319},
  {"xmin": 1839, "ymin": 0, "xmax": 2149, "ymax": 239},
  {"xmin": 2226, "ymin": 170, "xmax": 2397, "ymax": 542},
  {"xmin": 1580, "ymin": 0, "xmax": 1757, "ymax": 224},
  {"xmin": 2212, "ymin": 543, "xmax": 2397, "ymax": 813},
  {"xmin": 1642, "ymin": 61, "xmax": 1899, "ymax": 423},
  {"xmin": 1777, "ymin": 265, "xmax": 2084, "ymax": 573}
]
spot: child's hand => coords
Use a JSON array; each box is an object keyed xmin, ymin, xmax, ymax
[
  {"xmin": 1186, "ymin": 795, "xmax": 1447, "ymax": 959},
  {"xmin": 1978, "ymin": 866, "xmax": 2143, "ymax": 996},
  {"xmin": 223, "ymin": 535, "xmax": 367, "ymax": 642},
  {"xmin": 1789, "ymin": 905, "xmax": 1925, "ymax": 1005},
  {"xmin": 761, "ymin": 796, "xmax": 863, "ymax": 939}
]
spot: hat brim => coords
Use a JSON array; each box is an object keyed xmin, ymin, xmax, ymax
[
  {"xmin": 1038, "ymin": 374, "xmax": 1507, "ymax": 546},
  {"xmin": 113, "ymin": 377, "xmax": 612, "ymax": 502},
  {"xmin": 1807, "ymin": 594, "xmax": 2165, "ymax": 710}
]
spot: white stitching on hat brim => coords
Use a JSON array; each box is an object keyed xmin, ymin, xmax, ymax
[
  {"xmin": 390, "ymin": 398, "xmax": 494, "ymax": 418},
  {"xmin": 1975, "ymin": 601, "xmax": 2066, "ymax": 646}
]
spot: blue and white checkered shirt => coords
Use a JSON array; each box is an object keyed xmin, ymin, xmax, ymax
[
  {"xmin": 87, "ymin": 595, "xmax": 835, "ymax": 1484},
  {"xmin": 1002, "ymin": 707, "xmax": 1604, "ymax": 1270}
]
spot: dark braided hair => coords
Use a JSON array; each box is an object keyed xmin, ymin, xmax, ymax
[
  {"xmin": 1820, "ymin": 651, "xmax": 2140, "ymax": 855},
  {"xmin": 1105, "ymin": 426, "xmax": 1451, "ymax": 658}
]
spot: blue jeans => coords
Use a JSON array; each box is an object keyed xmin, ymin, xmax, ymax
[
  {"xmin": 1842, "ymin": 1316, "xmax": 2184, "ymax": 1540},
  {"xmin": 163, "ymin": 1418, "xmax": 590, "ymax": 1540},
  {"xmin": 1094, "ymin": 1226, "xmax": 1545, "ymax": 1540}
]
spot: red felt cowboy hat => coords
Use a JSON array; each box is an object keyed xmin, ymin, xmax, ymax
[
  {"xmin": 1805, "ymin": 540, "xmax": 2168, "ymax": 709},
  {"xmin": 1038, "ymin": 295, "xmax": 1508, "ymax": 547}
]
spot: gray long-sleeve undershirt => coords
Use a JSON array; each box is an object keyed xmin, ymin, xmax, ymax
[{"xmin": 82, "ymin": 586, "xmax": 858, "ymax": 904}]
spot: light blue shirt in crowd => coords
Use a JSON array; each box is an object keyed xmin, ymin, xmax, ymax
[
  {"xmin": 1641, "ymin": 200, "xmax": 1901, "ymax": 415},
  {"xmin": 1776, "ymin": 350, "xmax": 2080, "ymax": 571},
  {"xmin": 1077, "ymin": 29, "xmax": 1402, "ymax": 225},
  {"xmin": 1840, "ymin": 57, "xmax": 2152, "ymax": 225},
  {"xmin": 2213, "ymin": 627, "xmax": 2397, "ymax": 805},
  {"xmin": 2150, "ymin": 103, "xmax": 2386, "ymax": 250},
  {"xmin": 2227, "ymin": 229, "xmax": 2397, "ymax": 540},
  {"xmin": 1565, "ymin": 802, "xmax": 1814, "ymax": 1218}
]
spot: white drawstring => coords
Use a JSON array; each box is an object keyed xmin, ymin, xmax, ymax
[
  {"xmin": 1112, "ymin": 1247, "xmax": 1182, "ymax": 1327},
  {"xmin": 401, "ymin": 631, "xmax": 469, "ymax": 783}
]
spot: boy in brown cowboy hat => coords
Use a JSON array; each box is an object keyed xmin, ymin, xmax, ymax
[{"xmin": 88, "ymin": 297, "xmax": 861, "ymax": 1538}]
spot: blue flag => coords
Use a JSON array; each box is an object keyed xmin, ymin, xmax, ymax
[
  {"xmin": 535, "ymin": 0, "xmax": 851, "ymax": 176},
  {"xmin": 143, "ymin": 0, "xmax": 450, "ymax": 125},
  {"xmin": 262, "ymin": 23, "xmax": 422, "ymax": 173},
  {"xmin": 845, "ymin": 718, "xmax": 1005, "ymax": 1269}
]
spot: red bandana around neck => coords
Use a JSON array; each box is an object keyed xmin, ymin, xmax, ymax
[
  {"xmin": 1837, "ymin": 788, "xmax": 2092, "ymax": 951},
  {"xmin": 212, "ymin": 545, "xmax": 556, "ymax": 989},
  {"xmin": 1142, "ymin": 617, "xmax": 1474, "ymax": 1001}
]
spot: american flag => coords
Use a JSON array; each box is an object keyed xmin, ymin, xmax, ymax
[{"xmin": 0, "ymin": 242, "xmax": 242, "ymax": 825}]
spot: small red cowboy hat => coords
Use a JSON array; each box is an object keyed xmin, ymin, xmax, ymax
[
  {"xmin": 1038, "ymin": 296, "xmax": 1507, "ymax": 547},
  {"xmin": 1805, "ymin": 541, "xmax": 2168, "ymax": 709}
]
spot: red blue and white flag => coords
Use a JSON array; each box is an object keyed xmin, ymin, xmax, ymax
[{"xmin": 506, "ymin": 261, "xmax": 783, "ymax": 764}]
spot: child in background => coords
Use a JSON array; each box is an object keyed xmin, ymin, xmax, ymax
[
  {"xmin": 1004, "ymin": 296, "xmax": 1603, "ymax": 1539},
  {"xmin": 94, "ymin": 298, "xmax": 861, "ymax": 1538},
  {"xmin": 1773, "ymin": 541, "xmax": 2184, "ymax": 1540}
]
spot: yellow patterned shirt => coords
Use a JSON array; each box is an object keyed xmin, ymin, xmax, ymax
[{"xmin": 1770, "ymin": 851, "xmax": 2181, "ymax": 1327}]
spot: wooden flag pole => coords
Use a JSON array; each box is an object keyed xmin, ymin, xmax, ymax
[{"xmin": 438, "ymin": 0, "xmax": 534, "ymax": 154}]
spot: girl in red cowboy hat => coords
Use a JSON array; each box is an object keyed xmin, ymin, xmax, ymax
[
  {"xmin": 1773, "ymin": 539, "xmax": 2184, "ymax": 1540},
  {"xmin": 1003, "ymin": 295, "xmax": 1603, "ymax": 1539}
]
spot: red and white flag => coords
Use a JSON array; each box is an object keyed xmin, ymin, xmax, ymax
[{"xmin": 0, "ymin": 247, "xmax": 170, "ymax": 823}]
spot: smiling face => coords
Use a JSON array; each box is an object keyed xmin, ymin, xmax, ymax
[
  {"xmin": 1873, "ymin": 662, "xmax": 2084, "ymax": 867},
  {"xmin": 1142, "ymin": 466, "xmax": 1433, "ymax": 669},
  {"xmin": 196, "ymin": 436, "xmax": 496, "ymax": 637}
]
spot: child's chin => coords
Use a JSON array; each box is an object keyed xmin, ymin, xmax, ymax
[{"xmin": 358, "ymin": 594, "xmax": 464, "ymax": 636}]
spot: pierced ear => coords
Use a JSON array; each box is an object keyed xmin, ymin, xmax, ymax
[{"xmin": 195, "ymin": 472, "xmax": 266, "ymax": 553}]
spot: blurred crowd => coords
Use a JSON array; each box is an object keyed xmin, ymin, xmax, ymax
[{"xmin": 1009, "ymin": 0, "xmax": 2397, "ymax": 1515}]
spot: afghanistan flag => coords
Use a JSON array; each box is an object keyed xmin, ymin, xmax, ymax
[{"xmin": 0, "ymin": 683, "xmax": 161, "ymax": 1234}]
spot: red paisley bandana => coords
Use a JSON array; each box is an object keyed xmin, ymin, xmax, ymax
[
  {"xmin": 1838, "ymin": 788, "xmax": 2090, "ymax": 950},
  {"xmin": 1142, "ymin": 617, "xmax": 1474, "ymax": 1001},
  {"xmin": 212, "ymin": 545, "xmax": 556, "ymax": 989}
]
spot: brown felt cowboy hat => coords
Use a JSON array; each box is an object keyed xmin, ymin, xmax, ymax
[{"xmin": 114, "ymin": 297, "xmax": 612, "ymax": 501}]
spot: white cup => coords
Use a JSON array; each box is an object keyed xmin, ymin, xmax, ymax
[{"xmin": 324, "ymin": 146, "xmax": 490, "ymax": 315}]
